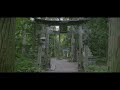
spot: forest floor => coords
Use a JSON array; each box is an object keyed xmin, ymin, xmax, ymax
[{"xmin": 46, "ymin": 58, "xmax": 78, "ymax": 72}]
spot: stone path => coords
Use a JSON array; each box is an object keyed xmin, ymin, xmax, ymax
[{"xmin": 47, "ymin": 58, "xmax": 78, "ymax": 72}]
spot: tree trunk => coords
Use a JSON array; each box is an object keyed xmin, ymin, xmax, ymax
[
  {"xmin": 0, "ymin": 18, "xmax": 15, "ymax": 72},
  {"xmin": 108, "ymin": 18, "xmax": 120, "ymax": 72}
]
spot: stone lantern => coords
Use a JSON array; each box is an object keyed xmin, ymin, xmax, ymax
[{"xmin": 40, "ymin": 36, "xmax": 46, "ymax": 48}]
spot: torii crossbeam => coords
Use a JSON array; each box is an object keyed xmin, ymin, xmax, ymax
[{"xmin": 34, "ymin": 18, "xmax": 89, "ymax": 26}]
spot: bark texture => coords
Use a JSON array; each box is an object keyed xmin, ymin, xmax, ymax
[{"xmin": 0, "ymin": 18, "xmax": 15, "ymax": 72}]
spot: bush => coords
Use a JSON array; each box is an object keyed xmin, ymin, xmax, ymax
[
  {"xmin": 96, "ymin": 58, "xmax": 107, "ymax": 65},
  {"xmin": 15, "ymin": 54, "xmax": 39, "ymax": 72},
  {"xmin": 87, "ymin": 65, "xmax": 108, "ymax": 72},
  {"xmin": 85, "ymin": 18, "xmax": 108, "ymax": 57}
]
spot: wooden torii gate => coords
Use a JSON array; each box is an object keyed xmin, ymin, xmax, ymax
[{"xmin": 34, "ymin": 18, "xmax": 89, "ymax": 71}]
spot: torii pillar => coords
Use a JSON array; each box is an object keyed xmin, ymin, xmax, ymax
[
  {"xmin": 45, "ymin": 26, "xmax": 50, "ymax": 69},
  {"xmin": 78, "ymin": 26, "xmax": 84, "ymax": 72}
]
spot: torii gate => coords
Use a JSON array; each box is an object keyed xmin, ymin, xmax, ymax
[{"xmin": 34, "ymin": 18, "xmax": 89, "ymax": 71}]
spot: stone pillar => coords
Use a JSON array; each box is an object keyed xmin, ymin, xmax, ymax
[
  {"xmin": 78, "ymin": 26, "xmax": 84, "ymax": 72},
  {"xmin": 83, "ymin": 45, "xmax": 89, "ymax": 71},
  {"xmin": 36, "ymin": 25, "xmax": 43, "ymax": 71},
  {"xmin": 82, "ymin": 30, "xmax": 89, "ymax": 71},
  {"xmin": 70, "ymin": 27, "xmax": 75, "ymax": 62},
  {"xmin": 37, "ymin": 25, "xmax": 46, "ymax": 71},
  {"xmin": 45, "ymin": 26, "xmax": 50, "ymax": 69}
]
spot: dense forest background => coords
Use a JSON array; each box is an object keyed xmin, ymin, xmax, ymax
[{"xmin": 14, "ymin": 17, "xmax": 108, "ymax": 72}]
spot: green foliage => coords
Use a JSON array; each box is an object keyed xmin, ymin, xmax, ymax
[
  {"xmin": 87, "ymin": 65, "xmax": 108, "ymax": 72},
  {"xmin": 85, "ymin": 18, "xmax": 108, "ymax": 57},
  {"xmin": 96, "ymin": 58, "xmax": 107, "ymax": 65},
  {"xmin": 15, "ymin": 18, "xmax": 39, "ymax": 72},
  {"xmin": 16, "ymin": 18, "xmax": 33, "ymax": 53},
  {"xmin": 86, "ymin": 57, "xmax": 108, "ymax": 72},
  {"xmin": 15, "ymin": 17, "xmax": 109, "ymax": 72},
  {"xmin": 15, "ymin": 54, "xmax": 38, "ymax": 72},
  {"xmin": 61, "ymin": 34, "xmax": 69, "ymax": 48}
]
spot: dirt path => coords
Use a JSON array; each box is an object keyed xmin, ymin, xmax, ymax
[{"xmin": 47, "ymin": 58, "xmax": 78, "ymax": 72}]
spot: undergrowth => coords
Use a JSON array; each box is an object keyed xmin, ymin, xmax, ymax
[
  {"xmin": 87, "ymin": 65, "xmax": 108, "ymax": 72},
  {"xmin": 15, "ymin": 53, "xmax": 40, "ymax": 72}
]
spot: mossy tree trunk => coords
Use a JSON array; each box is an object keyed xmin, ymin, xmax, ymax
[
  {"xmin": 108, "ymin": 18, "xmax": 120, "ymax": 72},
  {"xmin": 0, "ymin": 18, "xmax": 15, "ymax": 72}
]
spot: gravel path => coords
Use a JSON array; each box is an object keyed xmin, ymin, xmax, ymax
[{"xmin": 47, "ymin": 58, "xmax": 78, "ymax": 72}]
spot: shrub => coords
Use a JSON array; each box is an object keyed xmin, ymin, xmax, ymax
[
  {"xmin": 87, "ymin": 65, "xmax": 108, "ymax": 72},
  {"xmin": 15, "ymin": 54, "xmax": 39, "ymax": 72}
]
